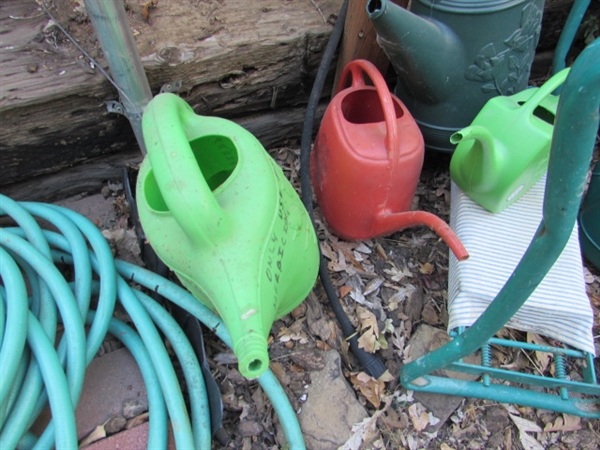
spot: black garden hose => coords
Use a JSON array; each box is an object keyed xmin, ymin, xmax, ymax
[{"xmin": 299, "ymin": 0, "xmax": 387, "ymax": 379}]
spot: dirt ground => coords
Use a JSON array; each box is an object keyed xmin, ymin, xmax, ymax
[{"xmin": 75, "ymin": 143, "xmax": 599, "ymax": 450}]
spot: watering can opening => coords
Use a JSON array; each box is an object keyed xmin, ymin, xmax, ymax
[
  {"xmin": 141, "ymin": 134, "xmax": 239, "ymax": 213},
  {"xmin": 516, "ymin": 102, "xmax": 556, "ymax": 125},
  {"xmin": 191, "ymin": 135, "xmax": 239, "ymax": 191},
  {"xmin": 341, "ymin": 90, "xmax": 404, "ymax": 125}
]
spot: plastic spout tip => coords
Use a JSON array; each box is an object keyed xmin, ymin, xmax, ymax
[
  {"xmin": 234, "ymin": 332, "xmax": 270, "ymax": 379},
  {"xmin": 378, "ymin": 210, "xmax": 469, "ymax": 261}
]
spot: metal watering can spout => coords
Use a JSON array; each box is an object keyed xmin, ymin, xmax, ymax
[
  {"xmin": 137, "ymin": 93, "xmax": 320, "ymax": 379},
  {"xmin": 367, "ymin": 0, "xmax": 464, "ymax": 104},
  {"xmin": 450, "ymin": 125, "xmax": 502, "ymax": 193}
]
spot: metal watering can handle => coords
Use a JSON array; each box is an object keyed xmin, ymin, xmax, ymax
[
  {"xmin": 338, "ymin": 59, "xmax": 400, "ymax": 157},
  {"xmin": 518, "ymin": 67, "xmax": 570, "ymax": 117},
  {"xmin": 142, "ymin": 93, "xmax": 229, "ymax": 247}
]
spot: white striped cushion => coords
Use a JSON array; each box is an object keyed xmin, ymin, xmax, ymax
[{"xmin": 448, "ymin": 174, "xmax": 595, "ymax": 355}]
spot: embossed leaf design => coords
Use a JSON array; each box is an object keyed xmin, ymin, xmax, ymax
[
  {"xmin": 490, "ymin": 55, "xmax": 504, "ymax": 67},
  {"xmin": 519, "ymin": 3, "xmax": 542, "ymax": 44},
  {"xmin": 504, "ymin": 29, "xmax": 531, "ymax": 52},
  {"xmin": 465, "ymin": 65, "xmax": 491, "ymax": 82},
  {"xmin": 478, "ymin": 43, "xmax": 498, "ymax": 62},
  {"xmin": 465, "ymin": 1, "xmax": 541, "ymax": 95},
  {"xmin": 466, "ymin": 43, "xmax": 500, "ymax": 82},
  {"xmin": 521, "ymin": 2, "xmax": 542, "ymax": 31},
  {"xmin": 481, "ymin": 83, "xmax": 498, "ymax": 94}
]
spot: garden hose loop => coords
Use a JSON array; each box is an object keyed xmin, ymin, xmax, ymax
[{"xmin": 0, "ymin": 194, "xmax": 305, "ymax": 450}]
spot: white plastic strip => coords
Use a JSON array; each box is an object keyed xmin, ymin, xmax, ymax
[{"xmin": 448, "ymin": 174, "xmax": 595, "ymax": 355}]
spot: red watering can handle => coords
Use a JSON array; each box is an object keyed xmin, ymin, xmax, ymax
[{"xmin": 337, "ymin": 59, "xmax": 400, "ymax": 158}]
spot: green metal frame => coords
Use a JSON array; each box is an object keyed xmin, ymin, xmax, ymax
[{"xmin": 401, "ymin": 38, "xmax": 600, "ymax": 418}]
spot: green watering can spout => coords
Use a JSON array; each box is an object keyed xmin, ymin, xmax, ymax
[
  {"xmin": 450, "ymin": 125, "xmax": 502, "ymax": 192},
  {"xmin": 137, "ymin": 93, "xmax": 320, "ymax": 379},
  {"xmin": 367, "ymin": 0, "xmax": 464, "ymax": 104}
]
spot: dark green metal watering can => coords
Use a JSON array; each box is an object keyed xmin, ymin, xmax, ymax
[
  {"xmin": 136, "ymin": 93, "xmax": 319, "ymax": 379},
  {"xmin": 367, "ymin": 0, "xmax": 545, "ymax": 152}
]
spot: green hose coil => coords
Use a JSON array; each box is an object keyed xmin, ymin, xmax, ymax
[{"xmin": 0, "ymin": 194, "xmax": 305, "ymax": 449}]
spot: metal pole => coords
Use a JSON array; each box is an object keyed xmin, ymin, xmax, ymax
[{"xmin": 83, "ymin": 0, "xmax": 153, "ymax": 154}]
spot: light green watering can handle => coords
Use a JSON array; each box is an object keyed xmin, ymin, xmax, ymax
[
  {"xmin": 142, "ymin": 93, "xmax": 229, "ymax": 247},
  {"xmin": 518, "ymin": 67, "xmax": 570, "ymax": 117}
]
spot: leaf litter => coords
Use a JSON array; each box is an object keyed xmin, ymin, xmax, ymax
[{"xmin": 88, "ymin": 144, "xmax": 599, "ymax": 449}]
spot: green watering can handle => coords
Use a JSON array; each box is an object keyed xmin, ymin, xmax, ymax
[
  {"xmin": 338, "ymin": 59, "xmax": 400, "ymax": 158},
  {"xmin": 142, "ymin": 93, "xmax": 229, "ymax": 247},
  {"xmin": 518, "ymin": 67, "xmax": 570, "ymax": 117}
]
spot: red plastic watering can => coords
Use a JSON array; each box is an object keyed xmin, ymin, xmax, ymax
[{"xmin": 310, "ymin": 59, "xmax": 468, "ymax": 260}]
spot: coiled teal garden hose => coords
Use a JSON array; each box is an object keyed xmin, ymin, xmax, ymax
[{"xmin": 0, "ymin": 194, "xmax": 305, "ymax": 449}]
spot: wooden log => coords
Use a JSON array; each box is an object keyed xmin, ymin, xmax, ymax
[
  {"xmin": 0, "ymin": 104, "xmax": 327, "ymax": 202},
  {"xmin": 0, "ymin": 0, "xmax": 343, "ymax": 187},
  {"xmin": 332, "ymin": 0, "xmax": 408, "ymax": 89}
]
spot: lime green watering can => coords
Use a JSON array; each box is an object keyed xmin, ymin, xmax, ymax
[
  {"xmin": 449, "ymin": 68, "xmax": 570, "ymax": 213},
  {"xmin": 136, "ymin": 93, "xmax": 319, "ymax": 379}
]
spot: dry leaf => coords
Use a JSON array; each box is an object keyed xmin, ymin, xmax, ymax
[
  {"xmin": 356, "ymin": 306, "xmax": 387, "ymax": 353},
  {"xmin": 526, "ymin": 332, "xmax": 551, "ymax": 373},
  {"xmin": 363, "ymin": 277, "xmax": 384, "ymax": 296},
  {"xmin": 354, "ymin": 242, "xmax": 372, "ymax": 254},
  {"xmin": 508, "ymin": 414, "xmax": 542, "ymax": 433},
  {"xmin": 357, "ymin": 306, "xmax": 378, "ymax": 332},
  {"xmin": 357, "ymin": 328, "xmax": 379, "ymax": 353},
  {"xmin": 349, "ymin": 371, "xmax": 387, "ymax": 408},
  {"xmin": 339, "ymin": 285, "xmax": 353, "ymax": 298},
  {"xmin": 517, "ymin": 431, "xmax": 545, "ymax": 450},
  {"xmin": 378, "ymin": 370, "xmax": 395, "ymax": 383},
  {"xmin": 79, "ymin": 424, "xmax": 106, "ymax": 447},
  {"xmin": 383, "ymin": 265, "xmax": 413, "ymax": 282},
  {"xmin": 508, "ymin": 413, "xmax": 544, "ymax": 450},
  {"xmin": 440, "ymin": 444, "xmax": 456, "ymax": 450},
  {"xmin": 320, "ymin": 241, "xmax": 337, "ymax": 261},
  {"xmin": 338, "ymin": 409, "xmax": 384, "ymax": 450},
  {"xmin": 386, "ymin": 285, "xmax": 417, "ymax": 312},
  {"xmin": 408, "ymin": 402, "xmax": 430, "ymax": 432},
  {"xmin": 375, "ymin": 243, "xmax": 388, "ymax": 260},
  {"xmin": 419, "ymin": 262, "xmax": 435, "ymax": 274},
  {"xmin": 277, "ymin": 318, "xmax": 308, "ymax": 344},
  {"xmin": 140, "ymin": 0, "xmax": 158, "ymax": 23},
  {"xmin": 381, "ymin": 407, "xmax": 409, "ymax": 430},
  {"xmin": 125, "ymin": 412, "xmax": 149, "ymax": 430},
  {"xmin": 583, "ymin": 267, "xmax": 595, "ymax": 284},
  {"xmin": 543, "ymin": 414, "xmax": 581, "ymax": 432}
]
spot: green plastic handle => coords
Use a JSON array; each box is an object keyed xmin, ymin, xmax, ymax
[
  {"xmin": 518, "ymin": 67, "xmax": 570, "ymax": 117},
  {"xmin": 450, "ymin": 124, "xmax": 502, "ymax": 191},
  {"xmin": 142, "ymin": 93, "xmax": 229, "ymax": 247}
]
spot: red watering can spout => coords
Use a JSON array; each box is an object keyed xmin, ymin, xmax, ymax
[{"xmin": 376, "ymin": 210, "xmax": 470, "ymax": 261}]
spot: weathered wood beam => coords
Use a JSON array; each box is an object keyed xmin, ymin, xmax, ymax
[
  {"xmin": 1, "ymin": 104, "xmax": 326, "ymax": 202},
  {"xmin": 0, "ymin": 0, "xmax": 343, "ymax": 186}
]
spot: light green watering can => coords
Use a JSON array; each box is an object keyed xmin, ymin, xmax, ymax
[
  {"xmin": 136, "ymin": 93, "xmax": 319, "ymax": 379},
  {"xmin": 449, "ymin": 68, "xmax": 570, "ymax": 213}
]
